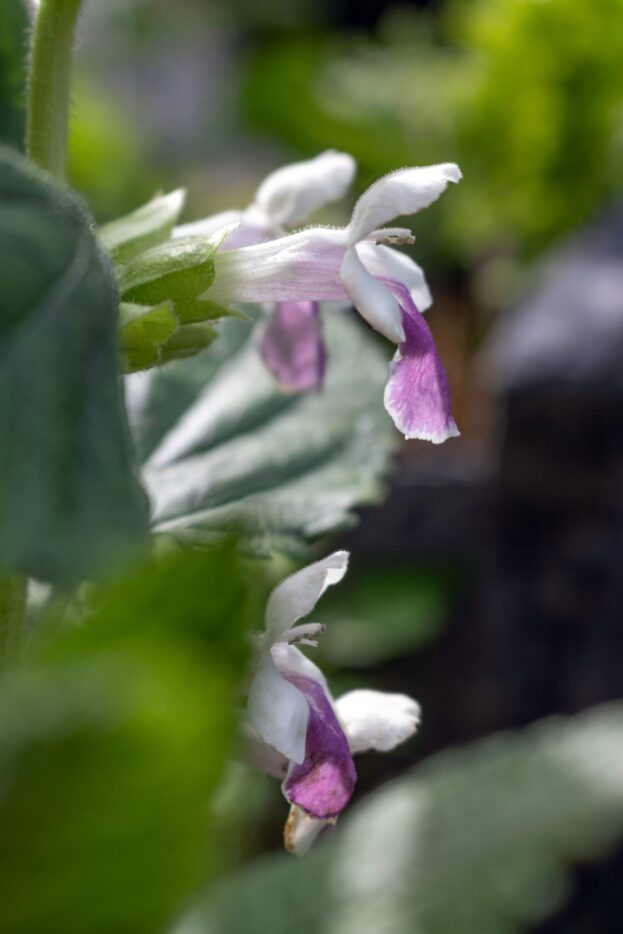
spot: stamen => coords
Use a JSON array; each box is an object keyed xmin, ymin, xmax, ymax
[{"xmin": 283, "ymin": 622, "xmax": 326, "ymax": 646}]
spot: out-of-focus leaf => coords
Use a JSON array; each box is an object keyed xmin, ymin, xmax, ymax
[
  {"xmin": 318, "ymin": 565, "xmax": 451, "ymax": 667},
  {"xmin": 177, "ymin": 704, "xmax": 623, "ymax": 934},
  {"xmin": 0, "ymin": 0, "xmax": 29, "ymax": 150},
  {"xmin": 126, "ymin": 309, "xmax": 396, "ymax": 558},
  {"xmin": 99, "ymin": 189, "xmax": 186, "ymax": 263},
  {"xmin": 0, "ymin": 145, "xmax": 148, "ymax": 581},
  {"xmin": 0, "ymin": 542, "xmax": 256, "ymax": 934}
]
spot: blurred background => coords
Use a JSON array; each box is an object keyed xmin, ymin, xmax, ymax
[{"xmin": 3, "ymin": 0, "xmax": 623, "ymax": 929}]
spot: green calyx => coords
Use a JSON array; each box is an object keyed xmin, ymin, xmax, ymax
[{"xmin": 102, "ymin": 193, "xmax": 246, "ymax": 371}]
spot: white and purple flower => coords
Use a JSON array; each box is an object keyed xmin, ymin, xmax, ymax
[
  {"xmin": 206, "ymin": 163, "xmax": 462, "ymax": 442},
  {"xmin": 176, "ymin": 150, "xmax": 356, "ymax": 393},
  {"xmin": 246, "ymin": 550, "xmax": 421, "ymax": 856}
]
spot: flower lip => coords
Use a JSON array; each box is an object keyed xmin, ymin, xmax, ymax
[
  {"xmin": 382, "ymin": 279, "xmax": 459, "ymax": 443},
  {"xmin": 282, "ymin": 674, "xmax": 357, "ymax": 820},
  {"xmin": 346, "ymin": 162, "xmax": 462, "ymax": 246},
  {"xmin": 264, "ymin": 550, "xmax": 349, "ymax": 645},
  {"xmin": 260, "ymin": 301, "xmax": 326, "ymax": 394}
]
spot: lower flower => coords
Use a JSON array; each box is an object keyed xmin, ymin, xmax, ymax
[{"xmin": 246, "ymin": 551, "xmax": 421, "ymax": 855}]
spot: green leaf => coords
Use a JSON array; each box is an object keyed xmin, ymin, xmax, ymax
[
  {"xmin": 119, "ymin": 300, "xmax": 179, "ymax": 372},
  {"xmin": 118, "ymin": 236, "xmax": 217, "ymax": 307},
  {"xmin": 99, "ymin": 189, "xmax": 186, "ymax": 263},
  {"xmin": 0, "ymin": 145, "xmax": 148, "ymax": 582},
  {"xmin": 0, "ymin": 542, "xmax": 256, "ymax": 934},
  {"xmin": 178, "ymin": 704, "xmax": 623, "ymax": 934},
  {"xmin": 126, "ymin": 309, "xmax": 397, "ymax": 557}
]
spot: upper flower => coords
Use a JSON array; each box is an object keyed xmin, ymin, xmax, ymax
[
  {"xmin": 206, "ymin": 163, "xmax": 462, "ymax": 442},
  {"xmin": 175, "ymin": 150, "xmax": 356, "ymax": 249},
  {"xmin": 246, "ymin": 551, "xmax": 421, "ymax": 855},
  {"xmin": 175, "ymin": 151, "xmax": 356, "ymax": 394}
]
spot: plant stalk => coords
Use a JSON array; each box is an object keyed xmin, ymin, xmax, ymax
[{"xmin": 25, "ymin": 0, "xmax": 82, "ymax": 179}]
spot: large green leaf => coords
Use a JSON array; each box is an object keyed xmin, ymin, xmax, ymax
[
  {"xmin": 126, "ymin": 309, "xmax": 396, "ymax": 557},
  {"xmin": 0, "ymin": 145, "xmax": 148, "ymax": 581},
  {"xmin": 0, "ymin": 542, "xmax": 256, "ymax": 934},
  {"xmin": 177, "ymin": 704, "xmax": 623, "ymax": 934}
]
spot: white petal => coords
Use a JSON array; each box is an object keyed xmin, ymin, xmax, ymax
[
  {"xmin": 265, "ymin": 551, "xmax": 349, "ymax": 643},
  {"xmin": 336, "ymin": 690, "xmax": 421, "ymax": 754},
  {"xmin": 356, "ymin": 241, "xmax": 433, "ymax": 312},
  {"xmin": 340, "ymin": 247, "xmax": 405, "ymax": 343},
  {"xmin": 242, "ymin": 723, "xmax": 289, "ymax": 778},
  {"xmin": 284, "ymin": 804, "xmax": 332, "ymax": 856},
  {"xmin": 209, "ymin": 227, "xmax": 348, "ymax": 305},
  {"xmin": 271, "ymin": 642, "xmax": 330, "ymax": 692},
  {"xmin": 347, "ymin": 163, "xmax": 462, "ymax": 245},
  {"xmin": 247, "ymin": 652, "xmax": 309, "ymax": 764},
  {"xmin": 254, "ymin": 150, "xmax": 356, "ymax": 228}
]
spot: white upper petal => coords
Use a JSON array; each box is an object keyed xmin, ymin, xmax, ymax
[
  {"xmin": 335, "ymin": 690, "xmax": 421, "ymax": 754},
  {"xmin": 265, "ymin": 551, "xmax": 349, "ymax": 644},
  {"xmin": 347, "ymin": 163, "xmax": 462, "ymax": 245},
  {"xmin": 253, "ymin": 150, "xmax": 356, "ymax": 228},
  {"xmin": 340, "ymin": 248, "xmax": 405, "ymax": 343},
  {"xmin": 356, "ymin": 241, "xmax": 433, "ymax": 312},
  {"xmin": 247, "ymin": 651, "xmax": 309, "ymax": 764}
]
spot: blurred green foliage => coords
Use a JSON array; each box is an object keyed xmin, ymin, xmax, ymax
[
  {"xmin": 0, "ymin": 542, "xmax": 257, "ymax": 934},
  {"xmin": 245, "ymin": 0, "xmax": 623, "ymax": 264},
  {"xmin": 317, "ymin": 564, "xmax": 452, "ymax": 667},
  {"xmin": 69, "ymin": 81, "xmax": 157, "ymax": 222}
]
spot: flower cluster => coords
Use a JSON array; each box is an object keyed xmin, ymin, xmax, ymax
[
  {"xmin": 246, "ymin": 551, "xmax": 420, "ymax": 856},
  {"xmin": 177, "ymin": 150, "xmax": 462, "ymax": 442},
  {"xmin": 176, "ymin": 152, "xmax": 459, "ymax": 853}
]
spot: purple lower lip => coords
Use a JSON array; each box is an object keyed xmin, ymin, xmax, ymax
[
  {"xmin": 283, "ymin": 675, "xmax": 356, "ymax": 820},
  {"xmin": 260, "ymin": 301, "xmax": 326, "ymax": 393}
]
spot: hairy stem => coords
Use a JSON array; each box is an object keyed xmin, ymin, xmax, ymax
[{"xmin": 26, "ymin": 0, "xmax": 82, "ymax": 179}]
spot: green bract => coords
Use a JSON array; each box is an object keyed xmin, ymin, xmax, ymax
[
  {"xmin": 118, "ymin": 236, "xmax": 218, "ymax": 305},
  {"xmin": 118, "ymin": 301, "xmax": 179, "ymax": 372},
  {"xmin": 0, "ymin": 145, "xmax": 148, "ymax": 582},
  {"xmin": 99, "ymin": 188, "xmax": 186, "ymax": 263}
]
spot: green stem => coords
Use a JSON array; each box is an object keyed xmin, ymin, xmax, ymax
[
  {"xmin": 0, "ymin": 574, "xmax": 28, "ymax": 664},
  {"xmin": 26, "ymin": 0, "xmax": 82, "ymax": 179}
]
